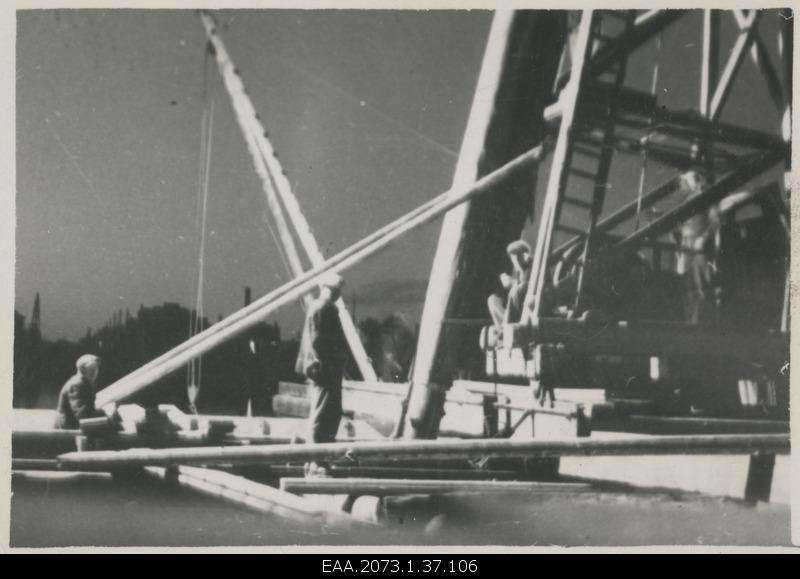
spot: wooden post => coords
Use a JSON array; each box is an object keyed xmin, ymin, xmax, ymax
[
  {"xmin": 406, "ymin": 11, "xmax": 517, "ymax": 439},
  {"xmin": 95, "ymin": 145, "xmax": 544, "ymax": 407},
  {"xmin": 743, "ymin": 452, "xmax": 776, "ymax": 503},
  {"xmin": 198, "ymin": 11, "xmax": 376, "ymax": 381}
]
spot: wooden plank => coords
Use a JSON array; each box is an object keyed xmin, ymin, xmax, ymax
[
  {"xmin": 144, "ymin": 465, "xmax": 372, "ymax": 527},
  {"xmin": 279, "ymin": 477, "xmax": 593, "ymax": 496},
  {"xmin": 57, "ymin": 433, "xmax": 791, "ymax": 471},
  {"xmin": 251, "ymin": 464, "xmax": 521, "ymax": 480}
]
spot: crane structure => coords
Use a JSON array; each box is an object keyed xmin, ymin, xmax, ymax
[
  {"xmin": 11, "ymin": 10, "xmax": 795, "ymax": 532},
  {"xmin": 404, "ymin": 9, "xmax": 792, "ymax": 440}
]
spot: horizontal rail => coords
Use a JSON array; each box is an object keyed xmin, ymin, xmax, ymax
[{"xmin": 279, "ymin": 477, "xmax": 593, "ymax": 496}]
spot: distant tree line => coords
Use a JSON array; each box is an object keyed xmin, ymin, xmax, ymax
[{"xmin": 14, "ymin": 302, "xmax": 417, "ymax": 416}]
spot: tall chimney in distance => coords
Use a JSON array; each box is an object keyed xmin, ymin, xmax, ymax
[{"xmin": 244, "ymin": 286, "xmax": 252, "ymax": 307}]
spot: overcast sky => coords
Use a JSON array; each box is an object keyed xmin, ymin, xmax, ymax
[
  {"xmin": 15, "ymin": 9, "xmax": 786, "ymax": 340},
  {"xmin": 16, "ymin": 9, "xmax": 494, "ymax": 339}
]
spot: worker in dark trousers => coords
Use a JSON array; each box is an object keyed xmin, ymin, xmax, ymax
[
  {"xmin": 296, "ymin": 273, "xmax": 349, "ymax": 477},
  {"xmin": 54, "ymin": 354, "xmax": 105, "ymax": 429}
]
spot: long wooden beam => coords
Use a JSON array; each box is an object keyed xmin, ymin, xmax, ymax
[
  {"xmin": 57, "ymin": 433, "xmax": 790, "ymax": 470},
  {"xmin": 196, "ymin": 16, "xmax": 308, "ymax": 303},
  {"xmin": 407, "ymin": 10, "xmax": 517, "ymax": 439},
  {"xmin": 279, "ymin": 477, "xmax": 593, "ymax": 496},
  {"xmin": 95, "ymin": 144, "xmax": 544, "ymax": 407},
  {"xmin": 198, "ymin": 11, "xmax": 376, "ymax": 382},
  {"xmin": 248, "ymin": 457, "xmax": 524, "ymax": 473}
]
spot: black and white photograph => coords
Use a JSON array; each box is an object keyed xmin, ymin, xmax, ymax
[{"xmin": 5, "ymin": 2, "xmax": 797, "ymax": 550}]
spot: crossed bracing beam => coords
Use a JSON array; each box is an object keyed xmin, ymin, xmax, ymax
[{"xmin": 551, "ymin": 9, "xmax": 790, "ymax": 134}]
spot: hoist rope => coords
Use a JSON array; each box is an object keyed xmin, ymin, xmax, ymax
[{"xmin": 187, "ymin": 43, "xmax": 215, "ymax": 400}]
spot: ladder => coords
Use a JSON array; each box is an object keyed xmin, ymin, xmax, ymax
[{"xmin": 523, "ymin": 10, "xmax": 637, "ymax": 320}]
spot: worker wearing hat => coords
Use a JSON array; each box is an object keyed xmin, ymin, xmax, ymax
[
  {"xmin": 54, "ymin": 354, "xmax": 105, "ymax": 429},
  {"xmin": 487, "ymin": 239, "xmax": 533, "ymax": 327},
  {"xmin": 296, "ymin": 273, "xmax": 349, "ymax": 476}
]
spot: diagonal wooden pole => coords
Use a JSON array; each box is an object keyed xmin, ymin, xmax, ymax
[
  {"xmin": 94, "ymin": 145, "xmax": 544, "ymax": 407},
  {"xmin": 733, "ymin": 9, "xmax": 784, "ymax": 115},
  {"xmin": 58, "ymin": 433, "xmax": 791, "ymax": 470},
  {"xmin": 709, "ymin": 11, "xmax": 762, "ymax": 121},
  {"xmin": 198, "ymin": 11, "xmax": 376, "ymax": 381}
]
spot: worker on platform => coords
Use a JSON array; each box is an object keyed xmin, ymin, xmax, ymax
[
  {"xmin": 296, "ymin": 273, "xmax": 349, "ymax": 477},
  {"xmin": 487, "ymin": 240, "xmax": 533, "ymax": 327},
  {"xmin": 54, "ymin": 354, "xmax": 106, "ymax": 429},
  {"xmin": 674, "ymin": 168, "xmax": 718, "ymax": 325}
]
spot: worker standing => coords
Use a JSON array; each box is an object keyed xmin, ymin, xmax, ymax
[
  {"xmin": 296, "ymin": 273, "xmax": 349, "ymax": 476},
  {"xmin": 675, "ymin": 168, "xmax": 717, "ymax": 325},
  {"xmin": 54, "ymin": 354, "xmax": 105, "ymax": 429}
]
